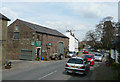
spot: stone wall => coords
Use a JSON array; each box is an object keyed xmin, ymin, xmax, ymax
[
  {"xmin": 7, "ymin": 20, "xmax": 69, "ymax": 60},
  {"xmin": 7, "ymin": 20, "xmax": 35, "ymax": 60},
  {"xmin": 40, "ymin": 33, "xmax": 69, "ymax": 58},
  {"xmin": 0, "ymin": 19, "xmax": 8, "ymax": 65}
]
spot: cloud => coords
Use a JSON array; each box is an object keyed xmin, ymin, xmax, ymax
[
  {"xmin": 0, "ymin": 7, "xmax": 20, "ymax": 24},
  {"xmin": 1, "ymin": 2, "xmax": 117, "ymax": 41},
  {"xmin": 64, "ymin": 2, "xmax": 117, "ymax": 20},
  {"xmin": 64, "ymin": 3, "xmax": 101, "ymax": 19}
]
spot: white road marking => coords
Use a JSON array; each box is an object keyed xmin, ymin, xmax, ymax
[{"xmin": 38, "ymin": 70, "xmax": 57, "ymax": 80}]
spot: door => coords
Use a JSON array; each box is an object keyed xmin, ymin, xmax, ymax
[
  {"xmin": 36, "ymin": 47, "xmax": 41, "ymax": 57},
  {"xmin": 58, "ymin": 42, "xmax": 63, "ymax": 55}
]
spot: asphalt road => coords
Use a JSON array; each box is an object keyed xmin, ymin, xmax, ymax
[{"xmin": 2, "ymin": 56, "xmax": 106, "ymax": 80}]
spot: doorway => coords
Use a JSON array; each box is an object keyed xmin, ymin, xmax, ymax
[
  {"xmin": 36, "ymin": 47, "xmax": 41, "ymax": 57},
  {"xmin": 58, "ymin": 42, "xmax": 63, "ymax": 55}
]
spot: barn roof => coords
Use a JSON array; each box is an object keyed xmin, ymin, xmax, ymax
[{"xmin": 16, "ymin": 19, "xmax": 68, "ymax": 38}]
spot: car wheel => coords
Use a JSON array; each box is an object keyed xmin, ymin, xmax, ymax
[{"xmin": 83, "ymin": 70, "xmax": 87, "ymax": 75}]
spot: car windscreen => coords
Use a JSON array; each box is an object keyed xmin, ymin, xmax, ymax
[
  {"xmin": 95, "ymin": 54, "xmax": 101, "ymax": 56},
  {"xmin": 67, "ymin": 58, "xmax": 83, "ymax": 64},
  {"xmin": 84, "ymin": 55, "xmax": 93, "ymax": 58},
  {"xmin": 69, "ymin": 52, "xmax": 74, "ymax": 54}
]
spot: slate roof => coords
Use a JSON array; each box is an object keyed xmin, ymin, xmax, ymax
[
  {"xmin": 0, "ymin": 13, "xmax": 10, "ymax": 21},
  {"xmin": 17, "ymin": 19, "xmax": 68, "ymax": 38}
]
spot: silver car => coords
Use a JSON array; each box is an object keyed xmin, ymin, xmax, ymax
[
  {"xmin": 94, "ymin": 53, "xmax": 103, "ymax": 62},
  {"xmin": 65, "ymin": 57, "xmax": 90, "ymax": 75}
]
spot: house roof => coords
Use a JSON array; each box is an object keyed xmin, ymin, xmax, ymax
[
  {"xmin": 17, "ymin": 19, "xmax": 68, "ymax": 38},
  {"xmin": 0, "ymin": 13, "xmax": 10, "ymax": 21}
]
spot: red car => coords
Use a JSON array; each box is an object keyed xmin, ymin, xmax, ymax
[
  {"xmin": 83, "ymin": 50, "xmax": 89, "ymax": 54},
  {"xmin": 84, "ymin": 54, "xmax": 95, "ymax": 66}
]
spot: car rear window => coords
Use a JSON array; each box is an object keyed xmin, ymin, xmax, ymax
[
  {"xmin": 84, "ymin": 55, "xmax": 93, "ymax": 58},
  {"xmin": 95, "ymin": 54, "xmax": 101, "ymax": 56},
  {"xmin": 67, "ymin": 58, "xmax": 83, "ymax": 64}
]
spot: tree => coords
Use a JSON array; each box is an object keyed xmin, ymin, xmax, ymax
[
  {"xmin": 85, "ymin": 30, "xmax": 98, "ymax": 48},
  {"xmin": 96, "ymin": 16, "xmax": 116, "ymax": 49}
]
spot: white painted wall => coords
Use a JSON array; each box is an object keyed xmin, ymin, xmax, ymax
[
  {"xmin": 115, "ymin": 50, "xmax": 119, "ymax": 63},
  {"xmin": 66, "ymin": 31, "xmax": 79, "ymax": 52},
  {"xmin": 118, "ymin": 1, "xmax": 120, "ymax": 22},
  {"xmin": 111, "ymin": 49, "xmax": 115, "ymax": 59},
  {"xmin": 111, "ymin": 49, "xmax": 119, "ymax": 63}
]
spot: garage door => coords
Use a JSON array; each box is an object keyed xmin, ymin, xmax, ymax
[{"xmin": 20, "ymin": 49, "xmax": 35, "ymax": 61}]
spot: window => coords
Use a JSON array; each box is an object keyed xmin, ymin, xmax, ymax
[
  {"xmin": 84, "ymin": 55, "xmax": 93, "ymax": 58},
  {"xmin": 14, "ymin": 32, "xmax": 19, "ymax": 40},
  {"xmin": 67, "ymin": 58, "xmax": 83, "ymax": 64},
  {"xmin": 37, "ymin": 34, "xmax": 40, "ymax": 40},
  {"xmin": 15, "ymin": 25, "xmax": 19, "ymax": 31}
]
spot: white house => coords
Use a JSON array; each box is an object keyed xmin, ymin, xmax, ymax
[
  {"xmin": 65, "ymin": 30, "xmax": 79, "ymax": 53},
  {"xmin": 111, "ymin": 49, "xmax": 119, "ymax": 63},
  {"xmin": 118, "ymin": 1, "xmax": 120, "ymax": 22},
  {"xmin": 110, "ymin": 1, "xmax": 120, "ymax": 63}
]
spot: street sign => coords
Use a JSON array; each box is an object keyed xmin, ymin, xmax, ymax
[
  {"xmin": 48, "ymin": 43, "xmax": 52, "ymax": 46},
  {"xmin": 31, "ymin": 41, "xmax": 35, "ymax": 46},
  {"xmin": 36, "ymin": 41, "xmax": 42, "ymax": 47}
]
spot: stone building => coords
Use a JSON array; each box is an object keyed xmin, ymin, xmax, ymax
[
  {"xmin": 7, "ymin": 19, "xmax": 69, "ymax": 60},
  {"xmin": 0, "ymin": 13, "xmax": 10, "ymax": 65}
]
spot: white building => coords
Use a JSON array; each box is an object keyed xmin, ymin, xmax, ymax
[
  {"xmin": 110, "ymin": 2, "xmax": 120, "ymax": 63},
  {"xmin": 118, "ymin": 1, "xmax": 120, "ymax": 22},
  {"xmin": 65, "ymin": 30, "xmax": 79, "ymax": 53},
  {"xmin": 111, "ymin": 49, "xmax": 119, "ymax": 63}
]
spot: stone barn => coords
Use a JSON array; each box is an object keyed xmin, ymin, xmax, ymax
[{"xmin": 7, "ymin": 19, "xmax": 69, "ymax": 60}]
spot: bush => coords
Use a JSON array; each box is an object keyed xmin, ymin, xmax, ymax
[
  {"xmin": 44, "ymin": 57, "xmax": 47, "ymax": 60},
  {"xmin": 35, "ymin": 57, "xmax": 40, "ymax": 61}
]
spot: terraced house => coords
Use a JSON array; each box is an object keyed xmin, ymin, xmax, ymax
[{"xmin": 7, "ymin": 19, "xmax": 69, "ymax": 61}]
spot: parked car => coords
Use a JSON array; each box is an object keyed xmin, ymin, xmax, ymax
[
  {"xmin": 83, "ymin": 50, "xmax": 89, "ymax": 54},
  {"xmin": 99, "ymin": 52, "xmax": 104, "ymax": 57},
  {"xmin": 94, "ymin": 53, "xmax": 103, "ymax": 62},
  {"xmin": 83, "ymin": 54, "xmax": 95, "ymax": 66},
  {"xmin": 65, "ymin": 57, "xmax": 90, "ymax": 75},
  {"xmin": 67, "ymin": 52, "xmax": 75, "ymax": 58}
]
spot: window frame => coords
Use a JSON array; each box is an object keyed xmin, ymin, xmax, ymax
[{"xmin": 13, "ymin": 32, "xmax": 20, "ymax": 40}]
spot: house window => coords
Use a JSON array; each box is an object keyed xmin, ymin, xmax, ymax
[
  {"xmin": 37, "ymin": 34, "xmax": 40, "ymax": 40},
  {"xmin": 14, "ymin": 32, "xmax": 19, "ymax": 40},
  {"xmin": 15, "ymin": 25, "xmax": 19, "ymax": 31}
]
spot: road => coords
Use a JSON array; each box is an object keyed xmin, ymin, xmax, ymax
[{"xmin": 2, "ymin": 56, "xmax": 106, "ymax": 80}]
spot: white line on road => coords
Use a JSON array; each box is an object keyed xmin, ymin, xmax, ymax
[{"xmin": 38, "ymin": 70, "xmax": 57, "ymax": 80}]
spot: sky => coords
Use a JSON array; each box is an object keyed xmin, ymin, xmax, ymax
[{"xmin": 1, "ymin": 1, "xmax": 118, "ymax": 41}]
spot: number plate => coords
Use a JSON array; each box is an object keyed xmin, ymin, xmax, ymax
[{"xmin": 72, "ymin": 66, "xmax": 78, "ymax": 68}]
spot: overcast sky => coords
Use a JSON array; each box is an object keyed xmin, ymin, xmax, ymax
[{"xmin": 1, "ymin": 2, "xmax": 118, "ymax": 41}]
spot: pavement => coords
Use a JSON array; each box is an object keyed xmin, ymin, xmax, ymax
[{"xmin": 95, "ymin": 56, "xmax": 118, "ymax": 80}]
